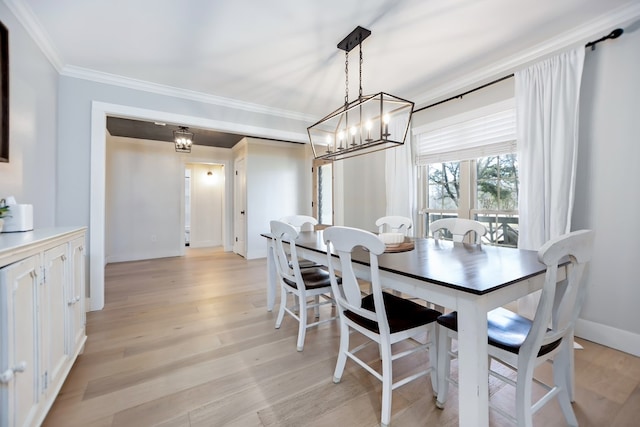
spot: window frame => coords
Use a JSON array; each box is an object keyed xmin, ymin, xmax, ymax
[
  {"xmin": 312, "ymin": 159, "xmax": 334, "ymax": 227},
  {"xmin": 419, "ymin": 154, "xmax": 519, "ymax": 246}
]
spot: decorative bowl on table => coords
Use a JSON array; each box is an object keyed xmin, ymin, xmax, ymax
[
  {"xmin": 378, "ymin": 232, "xmax": 405, "ymax": 246},
  {"xmin": 378, "ymin": 232, "xmax": 415, "ymax": 253}
]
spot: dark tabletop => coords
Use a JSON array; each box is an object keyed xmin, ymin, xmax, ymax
[{"xmin": 264, "ymin": 230, "xmax": 547, "ymax": 295}]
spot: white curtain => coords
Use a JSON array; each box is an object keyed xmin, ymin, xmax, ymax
[
  {"xmin": 516, "ymin": 47, "xmax": 585, "ymax": 318},
  {"xmin": 385, "ymin": 132, "xmax": 416, "ymax": 236}
]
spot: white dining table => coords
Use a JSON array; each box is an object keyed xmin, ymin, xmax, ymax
[{"xmin": 263, "ymin": 230, "xmax": 555, "ymax": 427}]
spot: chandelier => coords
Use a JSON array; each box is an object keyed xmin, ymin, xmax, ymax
[
  {"xmin": 308, "ymin": 26, "xmax": 414, "ymax": 161},
  {"xmin": 174, "ymin": 126, "xmax": 194, "ymax": 153}
]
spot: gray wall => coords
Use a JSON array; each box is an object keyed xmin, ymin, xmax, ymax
[
  {"xmin": 0, "ymin": 4, "xmax": 58, "ymax": 227},
  {"xmin": 573, "ymin": 22, "xmax": 640, "ymax": 355}
]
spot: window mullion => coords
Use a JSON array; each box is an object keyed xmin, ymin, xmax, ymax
[{"xmin": 458, "ymin": 160, "xmax": 471, "ymax": 220}]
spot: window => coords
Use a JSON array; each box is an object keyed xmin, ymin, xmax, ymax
[
  {"xmin": 420, "ymin": 156, "xmax": 518, "ymax": 246},
  {"xmin": 474, "ymin": 154, "xmax": 519, "ymax": 246},
  {"xmin": 415, "ymin": 101, "xmax": 518, "ymax": 246},
  {"xmin": 313, "ymin": 160, "xmax": 333, "ymax": 226}
]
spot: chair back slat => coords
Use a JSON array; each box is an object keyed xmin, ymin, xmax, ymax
[
  {"xmin": 375, "ymin": 215, "xmax": 413, "ymax": 235},
  {"xmin": 324, "ymin": 226, "xmax": 387, "ymax": 326},
  {"xmin": 430, "ymin": 218, "xmax": 487, "ymax": 243},
  {"xmin": 280, "ymin": 215, "xmax": 318, "ymax": 232},
  {"xmin": 270, "ymin": 220, "xmax": 302, "ymax": 286}
]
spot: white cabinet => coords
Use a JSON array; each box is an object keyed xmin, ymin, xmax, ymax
[
  {"xmin": 67, "ymin": 237, "xmax": 85, "ymax": 357},
  {"xmin": 0, "ymin": 255, "xmax": 40, "ymax": 427},
  {"xmin": 0, "ymin": 228, "xmax": 87, "ymax": 427}
]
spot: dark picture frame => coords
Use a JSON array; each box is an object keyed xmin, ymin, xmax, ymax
[{"xmin": 0, "ymin": 21, "xmax": 8, "ymax": 163}]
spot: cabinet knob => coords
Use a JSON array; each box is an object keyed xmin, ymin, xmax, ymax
[
  {"xmin": 68, "ymin": 296, "xmax": 80, "ymax": 305},
  {"xmin": 0, "ymin": 361, "xmax": 27, "ymax": 383}
]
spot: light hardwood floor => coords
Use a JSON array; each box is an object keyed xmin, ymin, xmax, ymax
[{"xmin": 43, "ymin": 247, "xmax": 640, "ymax": 427}]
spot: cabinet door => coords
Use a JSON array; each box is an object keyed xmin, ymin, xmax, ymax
[
  {"xmin": 0, "ymin": 255, "xmax": 40, "ymax": 427},
  {"xmin": 68, "ymin": 237, "xmax": 86, "ymax": 354},
  {"xmin": 42, "ymin": 245, "xmax": 69, "ymax": 395}
]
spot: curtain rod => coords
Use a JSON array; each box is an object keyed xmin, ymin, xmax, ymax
[{"xmin": 414, "ymin": 28, "xmax": 624, "ymax": 113}]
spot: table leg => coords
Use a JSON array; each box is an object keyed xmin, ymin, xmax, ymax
[
  {"xmin": 456, "ymin": 298, "xmax": 490, "ymax": 427},
  {"xmin": 266, "ymin": 240, "xmax": 277, "ymax": 312},
  {"xmin": 568, "ymin": 331, "xmax": 576, "ymax": 401}
]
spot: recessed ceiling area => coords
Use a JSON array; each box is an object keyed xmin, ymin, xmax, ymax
[{"xmin": 106, "ymin": 117, "xmax": 245, "ymax": 149}]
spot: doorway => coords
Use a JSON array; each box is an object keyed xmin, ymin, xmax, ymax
[
  {"xmin": 91, "ymin": 101, "xmax": 242, "ymax": 311},
  {"xmin": 185, "ymin": 163, "xmax": 225, "ymax": 249}
]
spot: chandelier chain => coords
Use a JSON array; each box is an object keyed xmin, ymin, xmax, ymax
[
  {"xmin": 344, "ymin": 50, "xmax": 349, "ymax": 106},
  {"xmin": 359, "ymin": 43, "xmax": 363, "ymax": 100}
]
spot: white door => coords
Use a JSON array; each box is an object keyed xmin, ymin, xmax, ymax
[{"xmin": 234, "ymin": 157, "xmax": 247, "ymax": 257}]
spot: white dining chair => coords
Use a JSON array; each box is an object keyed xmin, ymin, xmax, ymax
[
  {"xmin": 270, "ymin": 220, "xmax": 339, "ymax": 351},
  {"xmin": 280, "ymin": 215, "xmax": 320, "ymax": 268},
  {"xmin": 435, "ymin": 229, "xmax": 595, "ymax": 427},
  {"xmin": 429, "ymin": 217, "xmax": 486, "ymax": 243},
  {"xmin": 280, "ymin": 214, "xmax": 318, "ymax": 232},
  {"xmin": 324, "ymin": 226, "xmax": 440, "ymax": 427},
  {"xmin": 375, "ymin": 216, "xmax": 414, "ymax": 297},
  {"xmin": 375, "ymin": 215, "xmax": 413, "ymax": 235}
]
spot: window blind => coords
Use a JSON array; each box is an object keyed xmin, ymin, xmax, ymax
[{"xmin": 415, "ymin": 108, "xmax": 516, "ymax": 165}]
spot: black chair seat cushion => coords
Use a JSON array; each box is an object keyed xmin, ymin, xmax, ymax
[
  {"xmin": 283, "ymin": 267, "xmax": 339, "ymax": 290},
  {"xmin": 290, "ymin": 259, "xmax": 320, "ymax": 269},
  {"xmin": 344, "ymin": 292, "xmax": 441, "ymax": 334},
  {"xmin": 436, "ymin": 307, "xmax": 562, "ymax": 357}
]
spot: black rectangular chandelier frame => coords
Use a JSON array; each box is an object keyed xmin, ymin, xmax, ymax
[{"xmin": 307, "ymin": 26, "xmax": 414, "ymax": 161}]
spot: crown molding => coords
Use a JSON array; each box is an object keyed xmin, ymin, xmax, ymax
[
  {"xmin": 63, "ymin": 65, "xmax": 317, "ymax": 123},
  {"xmin": 4, "ymin": 0, "xmax": 63, "ymax": 71},
  {"xmin": 4, "ymin": 0, "xmax": 315, "ymax": 123},
  {"xmin": 412, "ymin": 1, "xmax": 640, "ymax": 108}
]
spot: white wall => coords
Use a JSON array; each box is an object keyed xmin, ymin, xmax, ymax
[
  {"xmin": 242, "ymin": 137, "xmax": 310, "ymax": 259},
  {"xmin": 189, "ymin": 163, "xmax": 224, "ymax": 248},
  {"xmin": 573, "ymin": 24, "xmax": 640, "ymax": 356},
  {"xmin": 340, "ymin": 150, "xmax": 387, "ymax": 232},
  {"xmin": 0, "ymin": 5, "xmax": 58, "ymax": 226},
  {"xmin": 105, "ymin": 135, "xmax": 231, "ymax": 263},
  {"xmin": 106, "ymin": 135, "xmax": 183, "ymax": 262}
]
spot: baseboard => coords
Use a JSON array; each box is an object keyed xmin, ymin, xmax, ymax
[
  {"xmin": 189, "ymin": 240, "xmax": 222, "ymax": 248},
  {"xmin": 106, "ymin": 250, "xmax": 182, "ymax": 264},
  {"xmin": 575, "ymin": 318, "xmax": 640, "ymax": 357}
]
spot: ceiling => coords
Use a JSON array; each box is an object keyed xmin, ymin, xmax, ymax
[
  {"xmin": 106, "ymin": 117, "xmax": 245, "ymax": 148},
  {"xmin": 16, "ymin": 0, "xmax": 639, "ymax": 147}
]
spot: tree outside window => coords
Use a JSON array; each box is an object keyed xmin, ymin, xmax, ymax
[{"xmin": 423, "ymin": 154, "xmax": 519, "ymax": 246}]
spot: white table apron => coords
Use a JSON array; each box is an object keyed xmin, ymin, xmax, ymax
[{"xmin": 264, "ymin": 236, "xmax": 552, "ymax": 427}]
